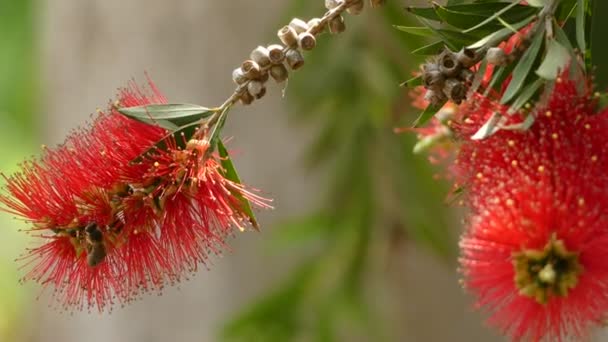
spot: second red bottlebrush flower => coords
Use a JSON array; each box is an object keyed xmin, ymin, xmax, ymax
[
  {"xmin": 456, "ymin": 74, "xmax": 608, "ymax": 341},
  {"xmin": 0, "ymin": 79, "xmax": 270, "ymax": 311}
]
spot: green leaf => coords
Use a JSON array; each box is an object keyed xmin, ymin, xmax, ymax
[
  {"xmin": 508, "ymin": 78, "xmax": 543, "ymax": 114},
  {"xmin": 217, "ymin": 140, "xmax": 259, "ymax": 230},
  {"xmin": 400, "ymin": 75, "xmax": 422, "ymax": 88},
  {"xmin": 119, "ymin": 103, "xmax": 216, "ymax": 130},
  {"xmin": 413, "ymin": 100, "xmax": 447, "ymax": 128},
  {"xmin": 405, "ymin": 6, "xmax": 440, "ymax": 22},
  {"xmin": 393, "ymin": 26, "xmax": 433, "ymax": 37},
  {"xmin": 468, "ymin": 15, "xmax": 536, "ymax": 49},
  {"xmin": 501, "ymin": 25, "xmax": 545, "ymax": 104},
  {"xmin": 536, "ymin": 40, "xmax": 570, "ymax": 80},
  {"xmin": 471, "ymin": 112, "xmax": 503, "ymax": 140},
  {"xmin": 590, "ymin": 0, "xmax": 608, "ymax": 89},
  {"xmin": 395, "ymin": 25, "xmax": 482, "ymax": 45},
  {"xmin": 463, "ymin": 1, "xmax": 521, "ymax": 33},
  {"xmin": 526, "ymin": 0, "xmax": 549, "ymax": 7},
  {"xmin": 433, "ymin": 4, "xmax": 488, "ymax": 29},
  {"xmin": 576, "ymin": 0, "xmax": 586, "ymax": 52},
  {"xmin": 468, "ymin": 59, "xmax": 488, "ymax": 95},
  {"xmin": 412, "ymin": 41, "xmax": 445, "ymax": 55}
]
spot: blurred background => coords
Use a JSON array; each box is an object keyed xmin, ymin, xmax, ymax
[{"xmin": 0, "ymin": 0, "xmax": 604, "ymax": 341}]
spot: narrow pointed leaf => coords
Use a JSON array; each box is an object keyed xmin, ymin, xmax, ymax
[
  {"xmin": 576, "ymin": 0, "xmax": 586, "ymax": 52},
  {"xmin": 412, "ymin": 41, "xmax": 445, "ymax": 55},
  {"xmin": 463, "ymin": 1, "xmax": 520, "ymax": 33},
  {"xmin": 393, "ymin": 26, "xmax": 433, "ymax": 37},
  {"xmin": 471, "ymin": 112, "xmax": 503, "ymax": 140},
  {"xmin": 501, "ymin": 25, "xmax": 545, "ymax": 104},
  {"xmin": 217, "ymin": 140, "xmax": 259, "ymax": 230},
  {"xmin": 400, "ymin": 75, "xmax": 422, "ymax": 88},
  {"xmin": 526, "ymin": 0, "xmax": 549, "ymax": 7},
  {"xmin": 591, "ymin": 0, "xmax": 608, "ymax": 89},
  {"xmin": 468, "ymin": 16, "xmax": 535, "ymax": 49},
  {"xmin": 119, "ymin": 103, "xmax": 216, "ymax": 130},
  {"xmin": 468, "ymin": 59, "xmax": 488, "ymax": 96},
  {"xmin": 413, "ymin": 100, "xmax": 447, "ymax": 128},
  {"xmin": 536, "ymin": 40, "xmax": 570, "ymax": 80},
  {"xmin": 433, "ymin": 4, "xmax": 488, "ymax": 29},
  {"xmin": 508, "ymin": 78, "xmax": 543, "ymax": 114},
  {"xmin": 405, "ymin": 6, "xmax": 440, "ymax": 21}
]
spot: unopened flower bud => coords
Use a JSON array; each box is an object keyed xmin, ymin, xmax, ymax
[
  {"xmin": 328, "ymin": 15, "xmax": 346, "ymax": 35},
  {"xmin": 270, "ymin": 64, "xmax": 289, "ymax": 82},
  {"xmin": 289, "ymin": 18, "xmax": 309, "ymax": 34},
  {"xmin": 486, "ymin": 47, "xmax": 508, "ymax": 66},
  {"xmin": 247, "ymin": 80, "xmax": 266, "ymax": 99},
  {"xmin": 278, "ymin": 25, "xmax": 298, "ymax": 47},
  {"xmin": 439, "ymin": 50, "xmax": 460, "ymax": 77},
  {"xmin": 456, "ymin": 48, "xmax": 477, "ymax": 68},
  {"xmin": 298, "ymin": 32, "xmax": 316, "ymax": 51},
  {"xmin": 267, "ymin": 44, "xmax": 286, "ymax": 64},
  {"xmin": 369, "ymin": 0, "xmax": 386, "ymax": 8},
  {"xmin": 443, "ymin": 78, "xmax": 467, "ymax": 104},
  {"xmin": 250, "ymin": 46, "xmax": 271, "ymax": 67},
  {"xmin": 325, "ymin": 0, "xmax": 342, "ymax": 9},
  {"xmin": 286, "ymin": 49, "xmax": 305, "ymax": 70},
  {"xmin": 232, "ymin": 68, "xmax": 247, "ymax": 85},
  {"xmin": 241, "ymin": 60, "xmax": 261, "ymax": 79},
  {"xmin": 347, "ymin": 0, "xmax": 364, "ymax": 15},
  {"xmin": 240, "ymin": 90, "xmax": 254, "ymax": 105}
]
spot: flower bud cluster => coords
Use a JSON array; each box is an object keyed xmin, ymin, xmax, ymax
[
  {"xmin": 421, "ymin": 48, "xmax": 478, "ymax": 106},
  {"xmin": 230, "ymin": 0, "xmax": 385, "ymax": 106}
]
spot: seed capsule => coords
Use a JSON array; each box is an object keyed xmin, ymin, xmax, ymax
[
  {"xmin": 250, "ymin": 46, "xmax": 271, "ymax": 67},
  {"xmin": 369, "ymin": 0, "xmax": 386, "ymax": 8},
  {"xmin": 278, "ymin": 25, "xmax": 298, "ymax": 47},
  {"xmin": 247, "ymin": 80, "xmax": 265, "ymax": 98},
  {"xmin": 257, "ymin": 71, "xmax": 270, "ymax": 83},
  {"xmin": 286, "ymin": 49, "xmax": 305, "ymax": 70},
  {"xmin": 423, "ymin": 69, "xmax": 445, "ymax": 92},
  {"xmin": 424, "ymin": 89, "xmax": 448, "ymax": 107},
  {"xmin": 289, "ymin": 18, "xmax": 309, "ymax": 34},
  {"xmin": 456, "ymin": 48, "xmax": 477, "ymax": 68},
  {"xmin": 232, "ymin": 68, "xmax": 247, "ymax": 85},
  {"xmin": 325, "ymin": 0, "xmax": 342, "ymax": 10},
  {"xmin": 270, "ymin": 64, "xmax": 289, "ymax": 82},
  {"xmin": 443, "ymin": 78, "xmax": 467, "ymax": 104},
  {"xmin": 307, "ymin": 18, "xmax": 324, "ymax": 35},
  {"xmin": 439, "ymin": 50, "xmax": 460, "ymax": 77},
  {"xmin": 328, "ymin": 15, "xmax": 346, "ymax": 35},
  {"xmin": 241, "ymin": 60, "xmax": 261, "ymax": 79},
  {"xmin": 267, "ymin": 44, "xmax": 286, "ymax": 64},
  {"xmin": 298, "ymin": 32, "xmax": 316, "ymax": 51},
  {"xmin": 240, "ymin": 90, "xmax": 254, "ymax": 105},
  {"xmin": 347, "ymin": 0, "xmax": 364, "ymax": 15}
]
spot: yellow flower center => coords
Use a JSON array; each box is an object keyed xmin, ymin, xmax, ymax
[{"xmin": 512, "ymin": 234, "xmax": 582, "ymax": 304}]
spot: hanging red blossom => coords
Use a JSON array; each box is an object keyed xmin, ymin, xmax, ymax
[
  {"xmin": 456, "ymin": 73, "xmax": 608, "ymax": 340},
  {"xmin": 0, "ymin": 79, "xmax": 270, "ymax": 311}
]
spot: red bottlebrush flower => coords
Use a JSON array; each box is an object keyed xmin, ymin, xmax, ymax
[
  {"xmin": 457, "ymin": 74, "xmax": 608, "ymax": 340},
  {"xmin": 125, "ymin": 136, "xmax": 273, "ymax": 275},
  {"xmin": 0, "ymin": 78, "xmax": 270, "ymax": 311}
]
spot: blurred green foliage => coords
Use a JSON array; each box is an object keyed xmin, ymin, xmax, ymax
[
  {"xmin": 222, "ymin": 2, "xmax": 456, "ymax": 341},
  {"xmin": 0, "ymin": 0, "xmax": 38, "ymax": 340}
]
